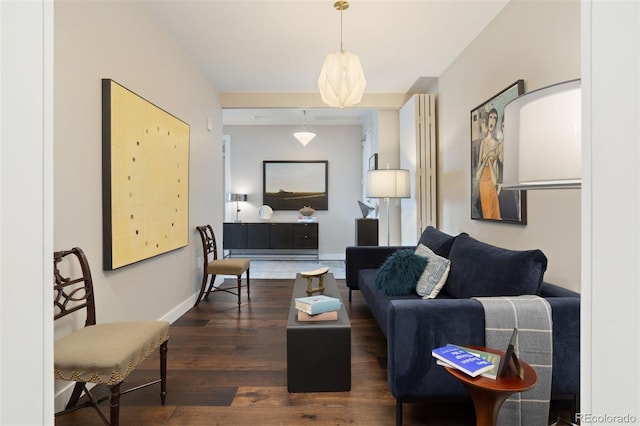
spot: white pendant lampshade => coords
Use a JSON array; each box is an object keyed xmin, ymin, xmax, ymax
[
  {"xmin": 318, "ymin": 50, "xmax": 366, "ymax": 108},
  {"xmin": 293, "ymin": 110, "xmax": 316, "ymax": 146},
  {"xmin": 503, "ymin": 79, "xmax": 581, "ymax": 190},
  {"xmin": 318, "ymin": 1, "xmax": 366, "ymax": 108},
  {"xmin": 293, "ymin": 131, "xmax": 316, "ymax": 146}
]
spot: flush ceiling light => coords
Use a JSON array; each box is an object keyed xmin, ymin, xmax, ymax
[
  {"xmin": 318, "ymin": 1, "xmax": 366, "ymax": 108},
  {"xmin": 293, "ymin": 110, "xmax": 316, "ymax": 146}
]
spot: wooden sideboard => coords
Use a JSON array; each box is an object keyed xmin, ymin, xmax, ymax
[{"xmin": 223, "ymin": 222, "xmax": 318, "ymax": 259}]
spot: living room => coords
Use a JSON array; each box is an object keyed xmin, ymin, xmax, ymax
[{"xmin": 2, "ymin": 0, "xmax": 639, "ymax": 424}]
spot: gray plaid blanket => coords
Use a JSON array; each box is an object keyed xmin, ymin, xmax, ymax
[{"xmin": 474, "ymin": 295, "xmax": 552, "ymax": 426}]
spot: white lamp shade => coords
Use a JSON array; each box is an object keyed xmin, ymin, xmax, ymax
[
  {"xmin": 293, "ymin": 131, "xmax": 316, "ymax": 146},
  {"xmin": 318, "ymin": 50, "xmax": 366, "ymax": 108},
  {"xmin": 366, "ymin": 169, "xmax": 411, "ymax": 199},
  {"xmin": 228, "ymin": 193, "xmax": 247, "ymax": 202},
  {"xmin": 503, "ymin": 79, "xmax": 581, "ymax": 189}
]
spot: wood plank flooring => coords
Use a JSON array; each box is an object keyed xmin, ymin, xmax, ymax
[{"xmin": 55, "ymin": 278, "xmax": 532, "ymax": 425}]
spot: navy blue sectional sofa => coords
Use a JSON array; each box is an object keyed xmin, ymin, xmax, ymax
[{"xmin": 345, "ymin": 227, "xmax": 580, "ymax": 425}]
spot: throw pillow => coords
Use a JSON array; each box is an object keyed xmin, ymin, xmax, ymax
[
  {"xmin": 375, "ymin": 249, "xmax": 428, "ymax": 296},
  {"xmin": 414, "ymin": 244, "xmax": 451, "ymax": 299},
  {"xmin": 445, "ymin": 234, "xmax": 548, "ymax": 298},
  {"xmin": 417, "ymin": 226, "xmax": 462, "ymax": 258}
]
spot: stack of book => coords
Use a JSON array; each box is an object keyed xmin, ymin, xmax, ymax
[
  {"xmin": 432, "ymin": 344, "xmax": 500, "ymax": 379},
  {"xmin": 294, "ymin": 294, "xmax": 340, "ymax": 321}
]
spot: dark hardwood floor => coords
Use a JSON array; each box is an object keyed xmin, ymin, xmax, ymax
[{"xmin": 55, "ymin": 278, "xmax": 546, "ymax": 425}]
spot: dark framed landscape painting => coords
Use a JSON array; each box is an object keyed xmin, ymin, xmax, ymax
[
  {"xmin": 263, "ymin": 160, "xmax": 328, "ymax": 211},
  {"xmin": 470, "ymin": 80, "xmax": 527, "ymax": 225}
]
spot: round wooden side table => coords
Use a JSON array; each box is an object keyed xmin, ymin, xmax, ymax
[{"xmin": 443, "ymin": 346, "xmax": 537, "ymax": 426}]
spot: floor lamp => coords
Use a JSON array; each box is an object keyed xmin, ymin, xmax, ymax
[
  {"xmin": 502, "ymin": 79, "xmax": 581, "ymax": 190},
  {"xmin": 228, "ymin": 193, "xmax": 247, "ymax": 223},
  {"xmin": 366, "ymin": 168, "xmax": 411, "ymax": 245}
]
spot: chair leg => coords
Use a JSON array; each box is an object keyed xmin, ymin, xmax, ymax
[
  {"xmin": 109, "ymin": 382, "xmax": 121, "ymax": 426},
  {"xmin": 194, "ymin": 271, "xmax": 209, "ymax": 307},
  {"xmin": 246, "ymin": 268, "xmax": 251, "ymax": 301},
  {"xmin": 236, "ymin": 275, "xmax": 242, "ymax": 311},
  {"xmin": 58, "ymin": 382, "xmax": 110, "ymax": 425},
  {"xmin": 204, "ymin": 274, "xmax": 217, "ymax": 300},
  {"xmin": 66, "ymin": 382, "xmax": 85, "ymax": 409},
  {"xmin": 160, "ymin": 340, "xmax": 168, "ymax": 404}
]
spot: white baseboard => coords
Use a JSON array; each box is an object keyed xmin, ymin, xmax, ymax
[{"xmin": 318, "ymin": 253, "xmax": 345, "ymax": 261}]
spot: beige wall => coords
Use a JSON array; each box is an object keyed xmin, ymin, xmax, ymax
[
  {"xmin": 54, "ymin": 0, "xmax": 220, "ymax": 328},
  {"xmin": 438, "ymin": 0, "xmax": 581, "ymax": 292}
]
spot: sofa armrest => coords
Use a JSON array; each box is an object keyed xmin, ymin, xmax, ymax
[
  {"xmin": 386, "ymin": 298, "xmax": 486, "ymax": 399},
  {"xmin": 385, "ymin": 296, "xmax": 581, "ymax": 399},
  {"xmin": 345, "ymin": 245, "xmax": 411, "ymax": 290},
  {"xmin": 545, "ymin": 296, "xmax": 581, "ymax": 396},
  {"xmin": 539, "ymin": 281, "xmax": 580, "ymax": 298}
]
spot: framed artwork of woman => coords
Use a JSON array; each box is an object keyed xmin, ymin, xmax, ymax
[{"xmin": 470, "ymin": 80, "xmax": 527, "ymax": 224}]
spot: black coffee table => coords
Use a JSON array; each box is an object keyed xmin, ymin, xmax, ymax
[{"xmin": 286, "ymin": 272, "xmax": 351, "ymax": 392}]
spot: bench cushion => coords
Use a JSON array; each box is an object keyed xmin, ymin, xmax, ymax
[{"xmin": 55, "ymin": 320, "xmax": 170, "ymax": 385}]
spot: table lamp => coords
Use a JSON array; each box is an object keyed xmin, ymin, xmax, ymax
[{"xmin": 228, "ymin": 193, "xmax": 248, "ymax": 223}]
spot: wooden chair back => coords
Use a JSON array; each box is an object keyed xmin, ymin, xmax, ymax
[
  {"xmin": 54, "ymin": 247, "xmax": 96, "ymax": 327},
  {"xmin": 196, "ymin": 225, "xmax": 219, "ymax": 264}
]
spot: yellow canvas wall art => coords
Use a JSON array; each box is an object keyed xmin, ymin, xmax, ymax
[{"xmin": 102, "ymin": 79, "xmax": 189, "ymax": 270}]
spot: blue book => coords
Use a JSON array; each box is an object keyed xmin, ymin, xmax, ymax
[
  {"xmin": 294, "ymin": 295, "xmax": 341, "ymax": 315},
  {"xmin": 432, "ymin": 344, "xmax": 495, "ymax": 377}
]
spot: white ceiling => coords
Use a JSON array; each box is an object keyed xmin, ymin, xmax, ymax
[{"xmin": 143, "ymin": 0, "xmax": 510, "ymax": 125}]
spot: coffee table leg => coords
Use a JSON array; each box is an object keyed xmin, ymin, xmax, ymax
[{"xmin": 464, "ymin": 385, "xmax": 513, "ymax": 426}]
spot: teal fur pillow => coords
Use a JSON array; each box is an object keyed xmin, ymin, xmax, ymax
[{"xmin": 375, "ymin": 249, "xmax": 428, "ymax": 296}]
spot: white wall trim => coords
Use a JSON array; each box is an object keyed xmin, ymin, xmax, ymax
[{"xmin": 1, "ymin": 1, "xmax": 54, "ymax": 423}]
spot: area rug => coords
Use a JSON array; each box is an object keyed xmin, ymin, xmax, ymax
[{"xmin": 249, "ymin": 260, "xmax": 345, "ymax": 279}]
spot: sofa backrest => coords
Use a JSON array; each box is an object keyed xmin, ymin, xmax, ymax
[
  {"xmin": 444, "ymin": 234, "xmax": 548, "ymax": 298},
  {"xmin": 417, "ymin": 226, "xmax": 462, "ymax": 258}
]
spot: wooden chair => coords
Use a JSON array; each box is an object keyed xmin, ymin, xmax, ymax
[
  {"xmin": 53, "ymin": 247, "xmax": 169, "ymax": 426},
  {"xmin": 195, "ymin": 225, "xmax": 250, "ymax": 310}
]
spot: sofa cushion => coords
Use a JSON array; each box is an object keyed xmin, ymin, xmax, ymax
[
  {"xmin": 414, "ymin": 244, "xmax": 451, "ymax": 299},
  {"xmin": 417, "ymin": 226, "xmax": 458, "ymax": 258},
  {"xmin": 445, "ymin": 234, "xmax": 547, "ymax": 298},
  {"xmin": 375, "ymin": 249, "xmax": 428, "ymax": 296},
  {"xmin": 359, "ymin": 269, "xmax": 425, "ymax": 338}
]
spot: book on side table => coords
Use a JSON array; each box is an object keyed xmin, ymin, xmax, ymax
[
  {"xmin": 450, "ymin": 345, "xmax": 501, "ymax": 379},
  {"xmin": 432, "ymin": 344, "xmax": 496, "ymax": 378}
]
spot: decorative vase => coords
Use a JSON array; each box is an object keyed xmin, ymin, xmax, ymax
[{"xmin": 299, "ymin": 206, "xmax": 315, "ymax": 217}]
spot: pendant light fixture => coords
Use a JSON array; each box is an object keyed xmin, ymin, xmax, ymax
[
  {"xmin": 318, "ymin": 1, "xmax": 366, "ymax": 108},
  {"xmin": 293, "ymin": 109, "xmax": 316, "ymax": 146}
]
